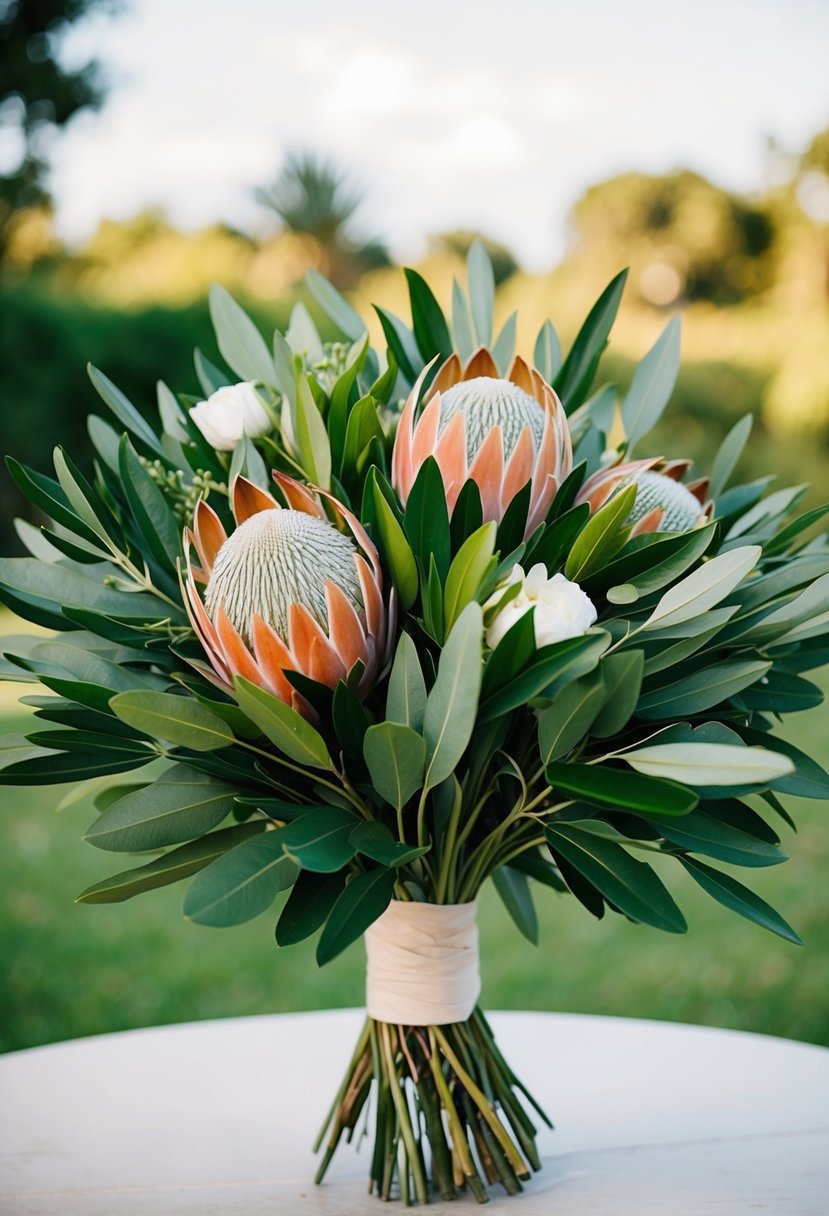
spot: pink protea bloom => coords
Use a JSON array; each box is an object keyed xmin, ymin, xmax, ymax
[
  {"xmin": 576, "ymin": 457, "xmax": 712, "ymax": 535},
  {"xmin": 392, "ymin": 348, "xmax": 572, "ymax": 536},
  {"xmin": 183, "ymin": 473, "xmax": 387, "ymax": 714}
]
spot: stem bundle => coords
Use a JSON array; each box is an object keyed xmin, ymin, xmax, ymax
[{"xmin": 315, "ymin": 1008, "xmax": 551, "ymax": 1204}]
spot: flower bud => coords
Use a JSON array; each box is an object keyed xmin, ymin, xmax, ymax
[
  {"xmin": 184, "ymin": 474, "xmax": 386, "ymax": 711},
  {"xmin": 189, "ymin": 382, "xmax": 270, "ymax": 451},
  {"xmin": 626, "ymin": 471, "xmax": 704, "ymax": 532},
  {"xmin": 204, "ymin": 509, "xmax": 363, "ymax": 645},
  {"xmin": 392, "ymin": 350, "xmax": 571, "ymax": 536},
  {"xmin": 484, "ymin": 564, "xmax": 597, "ymax": 650}
]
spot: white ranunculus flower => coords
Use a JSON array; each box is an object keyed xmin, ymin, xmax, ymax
[
  {"xmin": 484, "ymin": 564, "xmax": 597, "ymax": 650},
  {"xmin": 189, "ymin": 382, "xmax": 271, "ymax": 451}
]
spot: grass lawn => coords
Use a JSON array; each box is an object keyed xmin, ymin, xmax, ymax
[{"xmin": 1, "ymin": 672, "xmax": 828, "ymax": 1054}]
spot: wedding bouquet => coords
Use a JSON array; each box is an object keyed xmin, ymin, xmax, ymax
[{"xmin": 2, "ymin": 244, "xmax": 828, "ymax": 1204}]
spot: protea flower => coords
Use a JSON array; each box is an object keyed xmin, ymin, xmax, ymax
[
  {"xmin": 183, "ymin": 473, "xmax": 386, "ymax": 711},
  {"xmin": 392, "ymin": 348, "xmax": 572, "ymax": 535},
  {"xmin": 576, "ymin": 457, "xmax": 711, "ymax": 535}
]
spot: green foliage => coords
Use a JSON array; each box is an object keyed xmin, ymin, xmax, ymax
[
  {"xmin": 256, "ymin": 153, "xmax": 390, "ymax": 289},
  {"xmin": 2, "ymin": 257, "xmax": 828, "ymax": 973}
]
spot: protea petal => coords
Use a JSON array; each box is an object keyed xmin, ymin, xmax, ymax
[
  {"xmin": 662, "ymin": 459, "xmax": 693, "ymax": 482},
  {"xmin": 288, "ymin": 604, "xmax": 347, "ymax": 687},
  {"xmin": 506, "ymin": 354, "xmax": 536, "ymax": 397},
  {"xmin": 467, "ymin": 425, "xmax": 506, "ymax": 521},
  {"xmin": 431, "ymin": 353, "xmax": 463, "ymax": 397},
  {"xmin": 325, "ymin": 581, "xmax": 368, "ymax": 674},
  {"xmin": 214, "ymin": 606, "xmax": 262, "ymax": 685},
  {"xmin": 392, "ymin": 359, "xmax": 440, "ymax": 500},
  {"xmin": 577, "ymin": 458, "xmax": 661, "ymax": 513},
  {"xmin": 356, "ymin": 553, "xmax": 384, "ymax": 646},
  {"xmin": 464, "ymin": 348, "xmax": 499, "ymax": 379},
  {"xmin": 184, "ymin": 572, "xmax": 231, "ymax": 684},
  {"xmin": 432, "ymin": 410, "xmax": 468, "ymax": 507},
  {"xmin": 232, "ymin": 475, "xmax": 278, "ymax": 524},
  {"xmin": 410, "ymin": 395, "xmax": 444, "ymax": 478},
  {"xmin": 501, "ymin": 425, "xmax": 536, "ymax": 509},
  {"xmin": 250, "ymin": 614, "xmax": 297, "ymax": 702},
  {"xmin": 192, "ymin": 498, "xmax": 228, "ymax": 577},
  {"xmin": 631, "ymin": 508, "xmax": 665, "ymax": 535},
  {"xmin": 273, "ymin": 471, "xmax": 326, "ymax": 518},
  {"xmin": 688, "ymin": 477, "xmax": 711, "ymax": 505},
  {"xmin": 317, "ymin": 491, "xmax": 383, "ymax": 587}
]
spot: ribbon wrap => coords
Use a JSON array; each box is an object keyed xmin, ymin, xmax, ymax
[{"xmin": 365, "ymin": 900, "xmax": 480, "ymax": 1026}]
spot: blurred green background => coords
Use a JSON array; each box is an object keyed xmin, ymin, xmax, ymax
[{"xmin": 1, "ymin": 2, "xmax": 828, "ymax": 1054}]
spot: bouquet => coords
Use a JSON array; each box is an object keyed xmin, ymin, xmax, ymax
[{"xmin": 2, "ymin": 244, "xmax": 828, "ymax": 1205}]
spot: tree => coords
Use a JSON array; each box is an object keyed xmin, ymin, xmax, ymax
[
  {"xmin": 569, "ymin": 170, "xmax": 776, "ymax": 307},
  {"xmin": 0, "ymin": 0, "xmax": 110, "ymax": 262},
  {"xmin": 431, "ymin": 230, "xmax": 519, "ymax": 286},
  {"xmin": 255, "ymin": 152, "xmax": 390, "ymax": 288}
]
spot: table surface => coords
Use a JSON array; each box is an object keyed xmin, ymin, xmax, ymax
[{"xmin": 1, "ymin": 1009, "xmax": 827, "ymax": 1215}]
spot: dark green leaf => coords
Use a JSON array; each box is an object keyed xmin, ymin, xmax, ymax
[
  {"xmin": 528, "ymin": 504, "xmax": 590, "ymax": 574},
  {"xmin": 87, "ymin": 364, "xmax": 167, "ymax": 458},
  {"xmin": 538, "ymin": 671, "xmax": 606, "ymax": 763},
  {"xmin": 591, "ymin": 650, "xmax": 644, "ymax": 738},
  {"xmin": 637, "ymin": 660, "xmax": 770, "ymax": 719},
  {"xmin": 110, "ymin": 690, "xmax": 236, "ymax": 751},
  {"xmin": 546, "ymin": 821, "xmax": 686, "ymax": 933},
  {"xmin": 652, "ymin": 809, "xmax": 785, "ymax": 868},
  {"xmin": 279, "ymin": 807, "xmax": 358, "ymax": 872},
  {"xmin": 364, "ymin": 722, "xmax": 426, "ymax": 810},
  {"xmin": 76, "ymin": 823, "xmax": 267, "ymax": 903},
  {"xmin": 316, "ymin": 867, "xmax": 396, "ymax": 965},
  {"xmin": 553, "ymin": 270, "xmax": 627, "ymax": 409},
  {"xmin": 405, "ymin": 268, "xmax": 453, "ymax": 362},
  {"xmin": 85, "ymin": 765, "xmax": 240, "ymax": 852},
  {"xmin": 118, "ymin": 435, "xmax": 181, "ymax": 574},
  {"xmin": 183, "ymin": 831, "xmax": 298, "ymax": 926},
  {"xmin": 349, "ymin": 822, "xmax": 430, "ymax": 867},
  {"xmin": 480, "ymin": 631, "xmax": 610, "ymax": 722},
  {"xmin": 332, "ymin": 680, "xmax": 371, "ymax": 761},
  {"xmin": 546, "ymin": 762, "xmax": 698, "ymax": 817},
  {"xmin": 275, "ymin": 869, "xmax": 347, "ymax": 946},
  {"xmin": 678, "ymin": 856, "xmax": 801, "ymax": 944},
  {"xmin": 404, "ymin": 457, "xmax": 451, "ymax": 581},
  {"xmin": 492, "ymin": 865, "xmax": 538, "ymax": 944},
  {"xmin": 739, "ymin": 727, "xmax": 829, "ymax": 799},
  {"xmin": 233, "ymin": 677, "xmax": 334, "ymax": 770}
]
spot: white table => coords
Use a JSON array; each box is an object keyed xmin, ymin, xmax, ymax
[{"xmin": 1, "ymin": 1010, "xmax": 827, "ymax": 1214}]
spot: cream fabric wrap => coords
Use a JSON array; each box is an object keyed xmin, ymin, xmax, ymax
[{"xmin": 365, "ymin": 900, "xmax": 480, "ymax": 1025}]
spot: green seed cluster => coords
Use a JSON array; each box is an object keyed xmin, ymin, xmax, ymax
[
  {"xmin": 310, "ymin": 342, "xmax": 351, "ymax": 394},
  {"xmin": 138, "ymin": 458, "xmax": 226, "ymax": 526}
]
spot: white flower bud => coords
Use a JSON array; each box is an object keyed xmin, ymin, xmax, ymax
[
  {"xmin": 484, "ymin": 564, "xmax": 597, "ymax": 650},
  {"xmin": 189, "ymin": 382, "xmax": 271, "ymax": 451}
]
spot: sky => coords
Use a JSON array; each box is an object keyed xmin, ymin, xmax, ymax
[{"xmin": 45, "ymin": 0, "xmax": 829, "ymax": 270}]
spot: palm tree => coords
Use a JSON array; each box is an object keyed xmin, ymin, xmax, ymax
[{"xmin": 256, "ymin": 152, "xmax": 389, "ymax": 287}]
